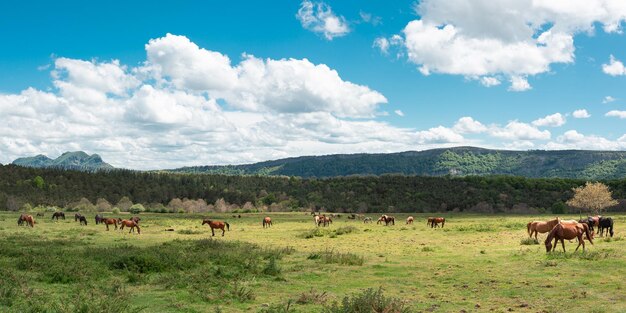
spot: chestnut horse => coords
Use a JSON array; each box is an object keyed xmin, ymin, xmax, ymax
[
  {"xmin": 406, "ymin": 216, "xmax": 414, "ymax": 225},
  {"xmin": 427, "ymin": 217, "xmax": 435, "ymax": 227},
  {"xmin": 202, "ymin": 219, "xmax": 230, "ymax": 236},
  {"xmin": 527, "ymin": 218, "xmax": 560, "ymax": 240},
  {"xmin": 102, "ymin": 218, "xmax": 118, "ymax": 230},
  {"xmin": 430, "ymin": 217, "xmax": 445, "ymax": 228},
  {"xmin": 263, "ymin": 217, "xmax": 272, "ymax": 228},
  {"xmin": 117, "ymin": 218, "xmax": 141, "ymax": 234},
  {"xmin": 18, "ymin": 214, "xmax": 35, "ymax": 227},
  {"xmin": 545, "ymin": 222, "xmax": 593, "ymax": 252},
  {"xmin": 318, "ymin": 215, "xmax": 332, "ymax": 227}
]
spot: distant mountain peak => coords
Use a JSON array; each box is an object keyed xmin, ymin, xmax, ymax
[{"xmin": 12, "ymin": 151, "xmax": 114, "ymax": 172}]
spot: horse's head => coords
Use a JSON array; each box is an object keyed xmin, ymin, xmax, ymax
[
  {"xmin": 202, "ymin": 219, "xmax": 211, "ymax": 225},
  {"xmin": 544, "ymin": 238, "xmax": 553, "ymax": 252}
]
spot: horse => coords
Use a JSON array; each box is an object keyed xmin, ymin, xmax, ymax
[
  {"xmin": 383, "ymin": 215, "xmax": 395, "ymax": 226},
  {"xmin": 102, "ymin": 218, "xmax": 118, "ymax": 231},
  {"xmin": 318, "ymin": 215, "xmax": 332, "ymax": 227},
  {"xmin": 590, "ymin": 215, "xmax": 601, "ymax": 229},
  {"xmin": 376, "ymin": 216, "xmax": 385, "ymax": 224},
  {"xmin": 202, "ymin": 219, "xmax": 230, "ymax": 236},
  {"xmin": 18, "ymin": 214, "xmax": 35, "ymax": 227},
  {"xmin": 77, "ymin": 215, "xmax": 87, "ymax": 225},
  {"xmin": 430, "ymin": 217, "xmax": 445, "ymax": 228},
  {"xmin": 51, "ymin": 212, "xmax": 65, "ymax": 220},
  {"xmin": 598, "ymin": 217, "xmax": 614, "ymax": 237},
  {"xmin": 74, "ymin": 213, "xmax": 83, "ymax": 222},
  {"xmin": 314, "ymin": 215, "xmax": 321, "ymax": 226},
  {"xmin": 527, "ymin": 217, "xmax": 560, "ymax": 240},
  {"xmin": 427, "ymin": 217, "xmax": 435, "ymax": 227},
  {"xmin": 263, "ymin": 216, "xmax": 272, "ymax": 228},
  {"xmin": 118, "ymin": 218, "xmax": 141, "ymax": 234},
  {"xmin": 578, "ymin": 217, "xmax": 595, "ymax": 234},
  {"xmin": 363, "ymin": 217, "xmax": 372, "ymax": 223},
  {"xmin": 36, "ymin": 212, "xmax": 45, "ymax": 217},
  {"xmin": 406, "ymin": 216, "xmax": 414, "ymax": 225},
  {"xmin": 130, "ymin": 216, "xmax": 141, "ymax": 224},
  {"xmin": 545, "ymin": 222, "xmax": 593, "ymax": 253}
]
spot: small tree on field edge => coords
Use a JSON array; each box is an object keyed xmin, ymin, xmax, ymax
[{"xmin": 566, "ymin": 182, "xmax": 618, "ymax": 217}]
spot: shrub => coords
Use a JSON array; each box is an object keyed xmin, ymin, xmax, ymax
[
  {"xmin": 308, "ymin": 250, "xmax": 364, "ymax": 266},
  {"xmin": 258, "ymin": 300, "xmax": 295, "ymax": 313},
  {"xmin": 520, "ymin": 238, "xmax": 539, "ymax": 245},
  {"xmin": 296, "ymin": 288, "xmax": 328, "ymax": 304},
  {"xmin": 129, "ymin": 204, "xmax": 145, "ymax": 214},
  {"xmin": 112, "ymin": 207, "xmax": 121, "ymax": 214},
  {"xmin": 323, "ymin": 287, "xmax": 409, "ymax": 313}
]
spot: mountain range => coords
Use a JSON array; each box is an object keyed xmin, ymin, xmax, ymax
[
  {"xmin": 12, "ymin": 151, "xmax": 114, "ymax": 172},
  {"xmin": 11, "ymin": 147, "xmax": 626, "ymax": 179}
]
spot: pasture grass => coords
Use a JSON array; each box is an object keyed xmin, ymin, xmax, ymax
[{"xmin": 0, "ymin": 212, "xmax": 625, "ymax": 312}]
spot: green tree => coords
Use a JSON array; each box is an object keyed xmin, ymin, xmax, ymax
[{"xmin": 32, "ymin": 176, "xmax": 45, "ymax": 189}]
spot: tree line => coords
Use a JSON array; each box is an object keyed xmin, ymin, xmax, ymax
[{"xmin": 1, "ymin": 164, "xmax": 625, "ymax": 213}]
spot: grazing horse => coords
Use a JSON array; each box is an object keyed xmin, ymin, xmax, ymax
[
  {"xmin": 430, "ymin": 217, "xmax": 445, "ymax": 228},
  {"xmin": 74, "ymin": 213, "xmax": 83, "ymax": 222},
  {"xmin": 578, "ymin": 217, "xmax": 595, "ymax": 234},
  {"xmin": 314, "ymin": 215, "xmax": 322, "ymax": 226},
  {"xmin": 18, "ymin": 214, "xmax": 35, "ymax": 227},
  {"xmin": 427, "ymin": 217, "xmax": 435, "ymax": 227},
  {"xmin": 263, "ymin": 217, "xmax": 272, "ymax": 228},
  {"xmin": 527, "ymin": 218, "xmax": 560, "ymax": 240},
  {"xmin": 102, "ymin": 218, "xmax": 118, "ymax": 231},
  {"xmin": 51, "ymin": 212, "xmax": 65, "ymax": 220},
  {"xmin": 202, "ymin": 219, "xmax": 230, "ymax": 236},
  {"xmin": 318, "ymin": 215, "xmax": 332, "ymax": 227},
  {"xmin": 376, "ymin": 216, "xmax": 385, "ymax": 224},
  {"xmin": 545, "ymin": 222, "xmax": 593, "ymax": 253},
  {"xmin": 118, "ymin": 218, "xmax": 141, "ymax": 234},
  {"xmin": 95, "ymin": 214, "xmax": 104, "ymax": 225},
  {"xmin": 590, "ymin": 215, "xmax": 601, "ymax": 229},
  {"xmin": 383, "ymin": 215, "xmax": 395, "ymax": 226},
  {"xmin": 598, "ymin": 217, "xmax": 614, "ymax": 237},
  {"xmin": 78, "ymin": 215, "xmax": 88, "ymax": 225},
  {"xmin": 406, "ymin": 216, "xmax": 414, "ymax": 225},
  {"xmin": 363, "ymin": 217, "xmax": 373, "ymax": 223}
]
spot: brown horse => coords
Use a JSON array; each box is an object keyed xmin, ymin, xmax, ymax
[
  {"xmin": 51, "ymin": 212, "xmax": 65, "ymax": 220},
  {"xmin": 18, "ymin": 214, "xmax": 35, "ymax": 227},
  {"xmin": 545, "ymin": 222, "xmax": 593, "ymax": 252},
  {"xmin": 406, "ymin": 216, "xmax": 414, "ymax": 225},
  {"xmin": 376, "ymin": 216, "xmax": 385, "ymax": 224},
  {"xmin": 527, "ymin": 217, "xmax": 560, "ymax": 240},
  {"xmin": 383, "ymin": 216, "xmax": 395, "ymax": 226},
  {"xmin": 130, "ymin": 216, "xmax": 141, "ymax": 224},
  {"xmin": 426, "ymin": 217, "xmax": 434, "ymax": 227},
  {"xmin": 202, "ymin": 219, "xmax": 230, "ymax": 236},
  {"xmin": 74, "ymin": 213, "xmax": 83, "ymax": 222},
  {"xmin": 102, "ymin": 218, "xmax": 118, "ymax": 231},
  {"xmin": 263, "ymin": 217, "xmax": 272, "ymax": 228},
  {"xmin": 430, "ymin": 217, "xmax": 445, "ymax": 228},
  {"xmin": 318, "ymin": 215, "xmax": 332, "ymax": 227},
  {"xmin": 363, "ymin": 217, "xmax": 373, "ymax": 223},
  {"xmin": 118, "ymin": 218, "xmax": 141, "ymax": 234}
]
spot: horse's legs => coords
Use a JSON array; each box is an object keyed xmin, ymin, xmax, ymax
[
  {"xmin": 560, "ymin": 239, "xmax": 566, "ymax": 253},
  {"xmin": 106, "ymin": 224, "xmax": 109, "ymax": 231},
  {"xmin": 211, "ymin": 228, "xmax": 215, "ymax": 236},
  {"xmin": 222, "ymin": 227, "xmax": 225, "ymax": 236}
]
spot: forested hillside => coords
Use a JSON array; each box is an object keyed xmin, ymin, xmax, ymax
[
  {"xmin": 169, "ymin": 147, "xmax": 626, "ymax": 179},
  {"xmin": 2, "ymin": 164, "xmax": 625, "ymax": 214}
]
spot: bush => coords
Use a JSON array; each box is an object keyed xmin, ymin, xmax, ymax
[
  {"xmin": 112, "ymin": 207, "xmax": 121, "ymax": 214},
  {"xmin": 258, "ymin": 300, "xmax": 295, "ymax": 313},
  {"xmin": 520, "ymin": 238, "xmax": 539, "ymax": 245},
  {"xmin": 129, "ymin": 204, "xmax": 145, "ymax": 214},
  {"xmin": 323, "ymin": 287, "xmax": 409, "ymax": 313}
]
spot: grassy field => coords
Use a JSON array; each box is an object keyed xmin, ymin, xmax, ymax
[{"xmin": 0, "ymin": 212, "xmax": 624, "ymax": 313}]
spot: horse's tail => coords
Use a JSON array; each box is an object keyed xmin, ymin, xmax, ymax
[
  {"xmin": 225, "ymin": 222, "xmax": 230, "ymax": 231},
  {"xmin": 582, "ymin": 224, "xmax": 593, "ymax": 245}
]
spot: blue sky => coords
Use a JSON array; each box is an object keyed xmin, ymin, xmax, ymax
[{"xmin": 1, "ymin": 0, "xmax": 625, "ymax": 169}]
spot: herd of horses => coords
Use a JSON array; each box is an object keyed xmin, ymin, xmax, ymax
[
  {"xmin": 16, "ymin": 212, "xmax": 142, "ymax": 234},
  {"xmin": 527, "ymin": 215, "xmax": 615, "ymax": 253}
]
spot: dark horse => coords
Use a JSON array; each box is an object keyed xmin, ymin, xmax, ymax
[
  {"xmin": 95, "ymin": 214, "xmax": 105, "ymax": 225},
  {"xmin": 74, "ymin": 213, "xmax": 83, "ymax": 222},
  {"xmin": 78, "ymin": 215, "xmax": 88, "ymax": 225},
  {"xmin": 202, "ymin": 219, "xmax": 230, "ymax": 236},
  {"xmin": 578, "ymin": 217, "xmax": 595, "ymax": 234},
  {"xmin": 51, "ymin": 212, "xmax": 65, "ymax": 220},
  {"xmin": 598, "ymin": 217, "xmax": 614, "ymax": 237}
]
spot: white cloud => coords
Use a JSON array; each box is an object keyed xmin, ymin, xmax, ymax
[
  {"xmin": 602, "ymin": 55, "xmax": 626, "ymax": 76},
  {"xmin": 480, "ymin": 76, "xmax": 501, "ymax": 87},
  {"xmin": 397, "ymin": 0, "xmax": 626, "ymax": 90},
  {"xmin": 360, "ymin": 11, "xmax": 381, "ymax": 26},
  {"xmin": 453, "ymin": 117, "xmax": 487, "ymax": 134},
  {"xmin": 546, "ymin": 130, "xmax": 626, "ymax": 150},
  {"xmin": 373, "ymin": 37, "xmax": 390, "ymax": 54},
  {"xmin": 572, "ymin": 109, "xmax": 591, "ymax": 118},
  {"xmin": 603, "ymin": 96, "xmax": 617, "ymax": 103},
  {"xmin": 489, "ymin": 121, "xmax": 551, "ymax": 140},
  {"xmin": 532, "ymin": 113, "xmax": 566, "ymax": 127},
  {"xmin": 606, "ymin": 110, "xmax": 626, "ymax": 119},
  {"xmin": 296, "ymin": 1, "xmax": 349, "ymax": 40},
  {"xmin": 394, "ymin": 110, "xmax": 404, "ymax": 117}
]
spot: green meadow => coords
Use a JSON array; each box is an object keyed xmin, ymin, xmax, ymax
[{"xmin": 0, "ymin": 212, "xmax": 624, "ymax": 312}]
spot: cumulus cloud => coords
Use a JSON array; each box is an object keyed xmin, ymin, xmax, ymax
[
  {"xmin": 546, "ymin": 130, "xmax": 626, "ymax": 150},
  {"xmin": 453, "ymin": 117, "xmax": 487, "ymax": 134},
  {"xmin": 572, "ymin": 109, "xmax": 590, "ymax": 118},
  {"xmin": 480, "ymin": 77, "xmax": 501, "ymax": 87},
  {"xmin": 360, "ymin": 11, "xmax": 381, "ymax": 26},
  {"xmin": 489, "ymin": 121, "xmax": 551, "ymax": 140},
  {"xmin": 395, "ymin": 0, "xmax": 626, "ymax": 90},
  {"xmin": 373, "ymin": 37, "xmax": 390, "ymax": 54},
  {"xmin": 532, "ymin": 113, "xmax": 566, "ymax": 127},
  {"xmin": 606, "ymin": 110, "xmax": 626, "ymax": 119},
  {"xmin": 602, "ymin": 55, "xmax": 626, "ymax": 76},
  {"xmin": 296, "ymin": 1, "xmax": 349, "ymax": 40}
]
